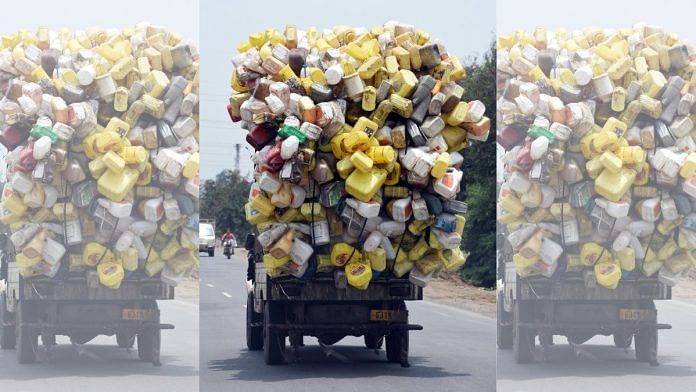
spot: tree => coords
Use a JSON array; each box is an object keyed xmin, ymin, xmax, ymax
[
  {"xmin": 456, "ymin": 40, "xmax": 497, "ymax": 288},
  {"xmin": 200, "ymin": 170, "xmax": 253, "ymax": 239}
]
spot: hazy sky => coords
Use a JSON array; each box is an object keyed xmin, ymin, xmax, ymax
[
  {"xmin": 498, "ymin": 0, "xmax": 696, "ymax": 39},
  {"xmin": 0, "ymin": 0, "xmax": 198, "ymax": 43},
  {"xmin": 199, "ymin": 0, "xmax": 495, "ymax": 180}
]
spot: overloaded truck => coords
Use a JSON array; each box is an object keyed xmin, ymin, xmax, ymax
[
  {"xmin": 245, "ymin": 235, "xmax": 423, "ymax": 366},
  {"xmin": 497, "ymin": 238, "xmax": 672, "ymax": 365},
  {"xmin": 0, "ymin": 234, "xmax": 175, "ymax": 365},
  {"xmin": 231, "ymin": 21, "xmax": 489, "ymax": 367}
]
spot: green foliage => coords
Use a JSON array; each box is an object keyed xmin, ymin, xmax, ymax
[
  {"xmin": 200, "ymin": 170, "xmax": 253, "ymax": 239},
  {"xmin": 455, "ymin": 40, "xmax": 497, "ymax": 288}
]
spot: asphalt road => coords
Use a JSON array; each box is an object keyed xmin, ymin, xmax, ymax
[
  {"xmin": 497, "ymin": 299, "xmax": 696, "ymax": 391},
  {"xmin": 0, "ymin": 299, "xmax": 199, "ymax": 392},
  {"xmin": 200, "ymin": 252, "xmax": 496, "ymax": 392}
]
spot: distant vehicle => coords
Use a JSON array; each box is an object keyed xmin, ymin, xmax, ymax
[{"xmin": 199, "ymin": 223, "xmax": 216, "ymax": 257}]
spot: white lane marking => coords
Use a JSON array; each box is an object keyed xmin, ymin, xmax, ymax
[
  {"xmin": 222, "ymin": 292, "xmax": 233, "ymax": 298},
  {"xmin": 206, "ymin": 283, "xmax": 215, "ymax": 288}
]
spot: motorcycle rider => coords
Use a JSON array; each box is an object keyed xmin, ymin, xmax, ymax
[{"xmin": 222, "ymin": 229, "xmax": 235, "ymax": 245}]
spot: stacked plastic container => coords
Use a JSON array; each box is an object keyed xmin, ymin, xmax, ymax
[
  {"xmin": 497, "ymin": 23, "xmax": 696, "ymax": 289},
  {"xmin": 0, "ymin": 24, "xmax": 200, "ymax": 289},
  {"xmin": 230, "ymin": 21, "xmax": 490, "ymax": 289}
]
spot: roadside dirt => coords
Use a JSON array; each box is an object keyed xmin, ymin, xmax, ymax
[
  {"xmin": 671, "ymin": 271, "xmax": 696, "ymax": 300},
  {"xmin": 424, "ymin": 272, "xmax": 496, "ymax": 317},
  {"xmin": 175, "ymin": 270, "xmax": 199, "ymax": 304}
]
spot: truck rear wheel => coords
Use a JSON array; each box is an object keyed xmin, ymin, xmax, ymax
[
  {"xmin": 208, "ymin": 250, "xmax": 214, "ymax": 257},
  {"xmin": 16, "ymin": 302, "xmax": 37, "ymax": 364},
  {"xmin": 137, "ymin": 302, "xmax": 161, "ymax": 364},
  {"xmin": 513, "ymin": 302, "xmax": 534, "ymax": 364},
  {"xmin": 0, "ymin": 293, "xmax": 16, "ymax": 350},
  {"xmin": 117, "ymin": 333, "xmax": 135, "ymax": 348},
  {"xmin": 386, "ymin": 329, "xmax": 408, "ymax": 363},
  {"xmin": 246, "ymin": 293, "xmax": 263, "ymax": 351},
  {"xmin": 635, "ymin": 328, "xmax": 657, "ymax": 363},
  {"xmin": 364, "ymin": 332, "xmax": 384, "ymax": 349},
  {"xmin": 497, "ymin": 291, "xmax": 513, "ymax": 350},
  {"xmin": 263, "ymin": 302, "xmax": 285, "ymax": 365},
  {"xmin": 613, "ymin": 332, "xmax": 633, "ymax": 348}
]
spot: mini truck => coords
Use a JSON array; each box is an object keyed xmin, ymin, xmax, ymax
[
  {"xmin": 0, "ymin": 234, "xmax": 174, "ymax": 365},
  {"xmin": 497, "ymin": 238, "xmax": 672, "ymax": 365},
  {"xmin": 245, "ymin": 235, "xmax": 423, "ymax": 366}
]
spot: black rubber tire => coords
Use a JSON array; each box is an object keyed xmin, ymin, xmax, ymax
[
  {"xmin": 385, "ymin": 329, "xmax": 408, "ymax": 363},
  {"xmin": 513, "ymin": 302, "xmax": 534, "ymax": 364},
  {"xmin": 208, "ymin": 250, "xmax": 214, "ymax": 257},
  {"xmin": 364, "ymin": 332, "xmax": 384, "ymax": 349},
  {"xmin": 227, "ymin": 253, "xmax": 231, "ymax": 259},
  {"xmin": 0, "ymin": 293, "xmax": 16, "ymax": 350},
  {"xmin": 497, "ymin": 291, "xmax": 513, "ymax": 350},
  {"xmin": 614, "ymin": 332, "xmax": 633, "ymax": 348},
  {"xmin": 246, "ymin": 293, "xmax": 263, "ymax": 351},
  {"xmin": 117, "ymin": 333, "xmax": 135, "ymax": 348},
  {"xmin": 41, "ymin": 334, "xmax": 56, "ymax": 346},
  {"xmin": 16, "ymin": 302, "xmax": 37, "ymax": 364},
  {"xmin": 263, "ymin": 302, "xmax": 285, "ymax": 365},
  {"xmin": 137, "ymin": 328, "xmax": 160, "ymax": 362},
  {"xmin": 635, "ymin": 328, "xmax": 657, "ymax": 362}
]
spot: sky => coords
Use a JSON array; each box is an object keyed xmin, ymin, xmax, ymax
[
  {"xmin": 498, "ymin": 0, "xmax": 696, "ymax": 39},
  {"xmin": 0, "ymin": 0, "xmax": 199, "ymax": 42},
  {"xmin": 199, "ymin": 0, "xmax": 495, "ymax": 180}
]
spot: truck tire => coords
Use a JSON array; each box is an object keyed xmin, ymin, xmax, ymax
[
  {"xmin": 208, "ymin": 250, "xmax": 214, "ymax": 257},
  {"xmin": 246, "ymin": 293, "xmax": 263, "ymax": 351},
  {"xmin": 137, "ymin": 302, "xmax": 161, "ymax": 363},
  {"xmin": 364, "ymin": 332, "xmax": 384, "ymax": 349},
  {"xmin": 41, "ymin": 334, "xmax": 56, "ymax": 346},
  {"xmin": 386, "ymin": 329, "xmax": 408, "ymax": 363},
  {"xmin": 16, "ymin": 302, "xmax": 37, "ymax": 364},
  {"xmin": 117, "ymin": 333, "xmax": 135, "ymax": 348},
  {"xmin": 635, "ymin": 328, "xmax": 657, "ymax": 363},
  {"xmin": 263, "ymin": 302, "xmax": 285, "ymax": 365},
  {"xmin": 613, "ymin": 332, "xmax": 633, "ymax": 348},
  {"xmin": 0, "ymin": 293, "xmax": 16, "ymax": 350},
  {"xmin": 137, "ymin": 328, "xmax": 160, "ymax": 362},
  {"xmin": 497, "ymin": 291, "xmax": 513, "ymax": 350},
  {"xmin": 513, "ymin": 302, "xmax": 534, "ymax": 364}
]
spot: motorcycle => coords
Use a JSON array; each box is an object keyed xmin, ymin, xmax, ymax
[{"xmin": 223, "ymin": 239, "xmax": 235, "ymax": 259}]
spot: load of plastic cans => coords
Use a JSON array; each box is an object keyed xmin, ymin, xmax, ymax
[
  {"xmin": 229, "ymin": 21, "xmax": 490, "ymax": 290},
  {"xmin": 497, "ymin": 23, "xmax": 696, "ymax": 289},
  {"xmin": 0, "ymin": 24, "xmax": 200, "ymax": 289}
]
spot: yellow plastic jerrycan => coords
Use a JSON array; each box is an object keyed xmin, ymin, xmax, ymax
[
  {"xmin": 183, "ymin": 152, "xmax": 199, "ymax": 178},
  {"xmin": 249, "ymin": 194, "xmax": 275, "ymax": 217},
  {"xmin": 393, "ymin": 259, "xmax": 414, "ymax": 278},
  {"xmin": 408, "ymin": 237, "xmax": 430, "ymax": 261},
  {"xmin": 614, "ymin": 247, "xmax": 636, "ymax": 271},
  {"xmin": 16, "ymin": 252, "xmax": 42, "ymax": 270},
  {"xmin": 98, "ymin": 167, "xmax": 139, "ymax": 201},
  {"xmin": 120, "ymin": 146, "xmax": 149, "ymax": 164},
  {"xmin": 264, "ymin": 253, "xmax": 290, "ymax": 269},
  {"xmin": 580, "ymin": 242, "xmax": 609, "ymax": 266},
  {"xmin": 331, "ymin": 242, "xmax": 361, "ymax": 267},
  {"xmin": 83, "ymin": 242, "xmax": 114, "ymax": 267},
  {"xmin": 345, "ymin": 167, "xmax": 387, "ymax": 202},
  {"xmin": 117, "ymin": 247, "xmax": 139, "ymax": 272},
  {"xmin": 345, "ymin": 260, "xmax": 372, "ymax": 290},
  {"xmin": 594, "ymin": 167, "xmax": 636, "ymax": 202},
  {"xmin": 595, "ymin": 261, "xmax": 621, "ymax": 289},
  {"xmin": 3, "ymin": 194, "xmax": 27, "ymax": 216},
  {"xmin": 98, "ymin": 261, "xmax": 125, "ymax": 289},
  {"xmin": 439, "ymin": 248, "xmax": 468, "ymax": 272},
  {"xmin": 364, "ymin": 248, "xmax": 386, "ymax": 272},
  {"xmin": 93, "ymin": 131, "xmax": 123, "ymax": 153},
  {"xmin": 431, "ymin": 152, "xmax": 450, "ymax": 179}
]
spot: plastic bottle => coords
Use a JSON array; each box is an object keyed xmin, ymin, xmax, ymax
[{"xmin": 433, "ymin": 168, "xmax": 463, "ymax": 199}]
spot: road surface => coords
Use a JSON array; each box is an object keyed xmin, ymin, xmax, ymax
[
  {"xmin": 497, "ymin": 299, "xmax": 696, "ymax": 391},
  {"xmin": 0, "ymin": 299, "xmax": 199, "ymax": 392},
  {"xmin": 200, "ymin": 252, "xmax": 496, "ymax": 392}
]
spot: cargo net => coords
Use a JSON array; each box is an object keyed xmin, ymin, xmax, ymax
[
  {"xmin": 0, "ymin": 24, "xmax": 200, "ymax": 289},
  {"xmin": 497, "ymin": 24, "xmax": 696, "ymax": 289},
  {"xmin": 230, "ymin": 21, "xmax": 490, "ymax": 290}
]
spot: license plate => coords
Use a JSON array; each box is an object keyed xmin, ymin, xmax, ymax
[
  {"xmin": 122, "ymin": 308, "xmax": 155, "ymax": 321},
  {"xmin": 370, "ymin": 310, "xmax": 404, "ymax": 322},
  {"xmin": 619, "ymin": 309, "xmax": 653, "ymax": 321}
]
